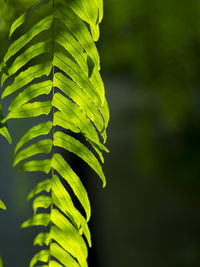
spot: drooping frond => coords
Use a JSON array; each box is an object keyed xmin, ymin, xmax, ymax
[
  {"xmin": 0, "ymin": 109, "xmax": 9, "ymax": 267},
  {"xmin": 0, "ymin": 104, "xmax": 10, "ymax": 208},
  {"xmin": 0, "ymin": 104, "xmax": 10, "ymax": 214},
  {"xmin": 1, "ymin": 0, "xmax": 109, "ymax": 266}
]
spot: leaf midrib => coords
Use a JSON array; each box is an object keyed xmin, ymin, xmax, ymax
[{"xmin": 49, "ymin": 0, "xmax": 55, "ymax": 263}]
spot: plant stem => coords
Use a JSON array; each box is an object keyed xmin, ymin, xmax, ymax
[{"xmin": 49, "ymin": 0, "xmax": 55, "ymax": 264}]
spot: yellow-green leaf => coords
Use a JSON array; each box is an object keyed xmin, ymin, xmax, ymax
[
  {"xmin": 51, "ymin": 209, "xmax": 88, "ymax": 267},
  {"xmin": 29, "ymin": 250, "xmax": 49, "ymax": 267},
  {"xmin": 14, "ymin": 121, "xmax": 52, "ymax": 155},
  {"xmin": 55, "ymin": 3, "xmax": 100, "ymax": 69},
  {"xmin": 0, "ymin": 126, "xmax": 12, "ymax": 144},
  {"xmin": 19, "ymin": 159, "xmax": 51, "ymax": 174},
  {"xmin": 52, "ymin": 93, "xmax": 100, "ymax": 146},
  {"xmin": 54, "ymin": 72, "xmax": 104, "ymax": 134},
  {"xmin": 21, "ymin": 213, "xmax": 50, "ymax": 228},
  {"xmin": 51, "ymin": 175, "xmax": 91, "ymax": 246},
  {"xmin": 54, "ymin": 131, "xmax": 106, "ymax": 187},
  {"xmin": 0, "ymin": 256, "xmax": 3, "ymax": 267},
  {"xmin": 33, "ymin": 232, "xmax": 50, "ymax": 247},
  {"xmin": 49, "ymin": 260, "xmax": 63, "ymax": 267},
  {"xmin": 4, "ymin": 16, "xmax": 52, "ymax": 64},
  {"xmin": 2, "ymin": 64, "xmax": 52, "ymax": 98},
  {"xmin": 4, "ymin": 101, "xmax": 52, "ymax": 121},
  {"xmin": 51, "ymin": 153, "xmax": 90, "ymax": 218},
  {"xmin": 13, "ymin": 139, "xmax": 52, "ymax": 167},
  {"xmin": 54, "ymin": 51, "xmax": 102, "ymax": 106},
  {"xmin": 51, "ymin": 242, "xmax": 80, "ymax": 267},
  {"xmin": 33, "ymin": 195, "xmax": 51, "ymax": 213},
  {"xmin": 0, "ymin": 103, "xmax": 12, "ymax": 144},
  {"xmin": 27, "ymin": 179, "xmax": 51, "ymax": 201},
  {"xmin": 0, "ymin": 199, "xmax": 6, "ymax": 210},
  {"xmin": 9, "ymin": 80, "xmax": 52, "ymax": 111}
]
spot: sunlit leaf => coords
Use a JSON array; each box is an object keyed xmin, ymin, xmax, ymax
[
  {"xmin": 0, "ymin": 199, "xmax": 6, "ymax": 210},
  {"xmin": 1, "ymin": 0, "xmax": 109, "ymax": 266}
]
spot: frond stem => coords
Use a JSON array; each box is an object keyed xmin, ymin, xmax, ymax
[{"xmin": 49, "ymin": 0, "xmax": 55, "ymax": 264}]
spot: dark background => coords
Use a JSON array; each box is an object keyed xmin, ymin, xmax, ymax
[{"xmin": 1, "ymin": 0, "xmax": 200, "ymax": 266}]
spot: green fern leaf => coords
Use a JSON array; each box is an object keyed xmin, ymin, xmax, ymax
[
  {"xmin": 4, "ymin": 101, "xmax": 52, "ymax": 121},
  {"xmin": 51, "ymin": 153, "xmax": 91, "ymax": 221},
  {"xmin": 13, "ymin": 139, "xmax": 52, "ymax": 166},
  {"xmin": 20, "ymin": 159, "xmax": 51, "ymax": 174},
  {"xmin": 33, "ymin": 195, "xmax": 52, "ymax": 214},
  {"xmin": 0, "ymin": 125, "xmax": 11, "ymax": 144},
  {"xmin": 2, "ymin": 64, "xmax": 52, "ymax": 98},
  {"xmin": 33, "ymin": 232, "xmax": 50, "ymax": 247},
  {"xmin": 49, "ymin": 260, "xmax": 63, "ymax": 267},
  {"xmin": 0, "ymin": 256, "xmax": 3, "ymax": 267},
  {"xmin": 51, "ymin": 242, "xmax": 80, "ymax": 267},
  {"xmin": 9, "ymin": 81, "xmax": 52, "ymax": 111},
  {"xmin": 1, "ymin": 0, "xmax": 109, "ymax": 265},
  {"xmin": 0, "ymin": 103, "xmax": 12, "ymax": 144},
  {"xmin": 54, "ymin": 72, "xmax": 103, "ymax": 125},
  {"xmin": 29, "ymin": 250, "xmax": 49, "ymax": 267},
  {"xmin": 21, "ymin": 213, "xmax": 50, "ymax": 228},
  {"xmin": 0, "ymin": 105, "xmax": 10, "ymax": 267},
  {"xmin": 53, "ymin": 131, "xmax": 106, "ymax": 186},
  {"xmin": 28, "ymin": 179, "xmax": 52, "ymax": 201},
  {"xmin": 0, "ymin": 199, "xmax": 6, "ymax": 210},
  {"xmin": 14, "ymin": 121, "xmax": 52, "ymax": 155},
  {"xmin": 3, "ymin": 16, "xmax": 52, "ymax": 66}
]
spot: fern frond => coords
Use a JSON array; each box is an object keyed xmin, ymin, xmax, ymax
[
  {"xmin": 1, "ymin": 0, "xmax": 109, "ymax": 266},
  {"xmin": 0, "ymin": 105, "xmax": 10, "ymax": 267}
]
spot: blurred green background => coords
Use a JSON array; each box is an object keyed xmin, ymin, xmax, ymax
[{"xmin": 1, "ymin": 0, "xmax": 200, "ymax": 266}]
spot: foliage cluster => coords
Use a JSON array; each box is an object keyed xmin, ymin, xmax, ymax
[{"xmin": 0, "ymin": 0, "xmax": 109, "ymax": 266}]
